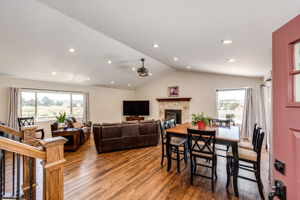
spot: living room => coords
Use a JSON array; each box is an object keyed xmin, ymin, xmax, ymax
[{"xmin": 0, "ymin": 0, "xmax": 300, "ymax": 200}]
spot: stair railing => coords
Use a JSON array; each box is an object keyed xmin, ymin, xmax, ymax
[{"xmin": 0, "ymin": 124, "xmax": 67, "ymax": 200}]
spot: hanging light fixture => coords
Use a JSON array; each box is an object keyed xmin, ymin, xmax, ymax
[{"xmin": 137, "ymin": 58, "xmax": 149, "ymax": 77}]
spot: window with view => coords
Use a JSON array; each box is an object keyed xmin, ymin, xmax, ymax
[
  {"xmin": 21, "ymin": 90, "xmax": 84, "ymax": 121},
  {"xmin": 216, "ymin": 89, "xmax": 246, "ymax": 125}
]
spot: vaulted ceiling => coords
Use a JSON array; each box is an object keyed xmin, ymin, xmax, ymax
[{"xmin": 1, "ymin": 0, "xmax": 300, "ymax": 89}]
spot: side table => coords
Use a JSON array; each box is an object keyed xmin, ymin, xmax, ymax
[{"xmin": 52, "ymin": 128, "xmax": 80, "ymax": 151}]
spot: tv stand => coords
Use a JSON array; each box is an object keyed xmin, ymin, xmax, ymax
[{"xmin": 126, "ymin": 116, "xmax": 144, "ymax": 121}]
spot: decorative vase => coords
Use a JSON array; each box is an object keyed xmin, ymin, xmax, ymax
[
  {"xmin": 58, "ymin": 123, "xmax": 65, "ymax": 130},
  {"xmin": 197, "ymin": 120, "xmax": 206, "ymax": 130}
]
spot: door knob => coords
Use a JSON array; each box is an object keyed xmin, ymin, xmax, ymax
[{"xmin": 268, "ymin": 180, "xmax": 286, "ymax": 200}]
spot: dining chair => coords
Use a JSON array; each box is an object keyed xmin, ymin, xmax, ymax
[
  {"xmin": 226, "ymin": 129, "xmax": 265, "ymax": 199},
  {"xmin": 212, "ymin": 119, "xmax": 231, "ymax": 158},
  {"xmin": 187, "ymin": 128, "xmax": 217, "ymax": 192},
  {"xmin": 17, "ymin": 117, "xmax": 45, "ymax": 139},
  {"xmin": 168, "ymin": 119, "xmax": 176, "ymax": 127},
  {"xmin": 238, "ymin": 123, "xmax": 261, "ymax": 150},
  {"xmin": 160, "ymin": 121, "xmax": 188, "ymax": 173},
  {"xmin": 212, "ymin": 119, "xmax": 231, "ymax": 127}
]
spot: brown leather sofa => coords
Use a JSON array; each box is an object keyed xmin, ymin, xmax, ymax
[
  {"xmin": 51, "ymin": 117, "xmax": 92, "ymax": 145},
  {"xmin": 93, "ymin": 120, "xmax": 161, "ymax": 153}
]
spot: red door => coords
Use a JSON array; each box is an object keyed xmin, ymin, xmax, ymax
[{"xmin": 272, "ymin": 15, "xmax": 300, "ymax": 199}]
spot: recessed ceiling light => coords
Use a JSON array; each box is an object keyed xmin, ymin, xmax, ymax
[
  {"xmin": 86, "ymin": 77, "xmax": 90, "ymax": 81},
  {"xmin": 51, "ymin": 72, "xmax": 57, "ymax": 75},
  {"xmin": 153, "ymin": 43, "xmax": 159, "ymax": 48},
  {"xmin": 128, "ymin": 83, "xmax": 131, "ymax": 87},
  {"xmin": 68, "ymin": 48, "xmax": 75, "ymax": 53},
  {"xmin": 132, "ymin": 67, "xmax": 136, "ymax": 71},
  {"xmin": 221, "ymin": 40, "xmax": 233, "ymax": 45},
  {"xmin": 186, "ymin": 65, "xmax": 191, "ymax": 69},
  {"xmin": 174, "ymin": 57, "xmax": 179, "ymax": 61},
  {"xmin": 149, "ymin": 73, "xmax": 152, "ymax": 76},
  {"xmin": 226, "ymin": 58, "xmax": 236, "ymax": 63},
  {"xmin": 107, "ymin": 60, "xmax": 112, "ymax": 64},
  {"xmin": 110, "ymin": 80, "xmax": 114, "ymax": 84}
]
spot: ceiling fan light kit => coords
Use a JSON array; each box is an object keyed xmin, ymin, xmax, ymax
[{"xmin": 137, "ymin": 58, "xmax": 150, "ymax": 77}]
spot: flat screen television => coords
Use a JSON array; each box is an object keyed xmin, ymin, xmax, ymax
[{"xmin": 123, "ymin": 100, "xmax": 149, "ymax": 116}]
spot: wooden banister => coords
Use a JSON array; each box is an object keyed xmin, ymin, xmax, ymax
[
  {"xmin": 0, "ymin": 124, "xmax": 23, "ymax": 138},
  {"xmin": 0, "ymin": 130, "xmax": 67, "ymax": 200},
  {"xmin": 0, "ymin": 136, "xmax": 45, "ymax": 160}
]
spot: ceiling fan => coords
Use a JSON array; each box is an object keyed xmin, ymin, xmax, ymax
[{"xmin": 137, "ymin": 58, "xmax": 150, "ymax": 77}]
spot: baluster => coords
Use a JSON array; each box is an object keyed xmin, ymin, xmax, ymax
[
  {"xmin": 16, "ymin": 154, "xmax": 20, "ymax": 200},
  {"xmin": 0, "ymin": 150, "xmax": 3, "ymax": 200},
  {"xmin": 12, "ymin": 153, "xmax": 15, "ymax": 196},
  {"xmin": 2, "ymin": 150, "xmax": 5, "ymax": 197},
  {"xmin": 29, "ymin": 157, "xmax": 33, "ymax": 200}
]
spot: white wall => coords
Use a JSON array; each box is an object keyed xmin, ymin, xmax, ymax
[
  {"xmin": 0, "ymin": 76, "xmax": 135, "ymax": 136},
  {"xmin": 0, "ymin": 72, "xmax": 262, "ymax": 136},
  {"xmin": 135, "ymin": 71, "xmax": 262, "ymax": 120}
]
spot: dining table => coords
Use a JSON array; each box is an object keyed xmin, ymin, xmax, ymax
[{"xmin": 165, "ymin": 122, "xmax": 241, "ymax": 197}]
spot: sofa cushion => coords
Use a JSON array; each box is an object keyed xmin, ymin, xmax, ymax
[
  {"xmin": 102, "ymin": 122, "xmax": 121, "ymax": 126},
  {"xmin": 139, "ymin": 122, "xmax": 156, "ymax": 135},
  {"xmin": 72, "ymin": 122, "xmax": 84, "ymax": 128},
  {"xmin": 122, "ymin": 120, "xmax": 139, "ymax": 124},
  {"xmin": 122, "ymin": 123, "xmax": 140, "ymax": 137},
  {"xmin": 102, "ymin": 124, "xmax": 122, "ymax": 139},
  {"xmin": 139, "ymin": 119, "xmax": 155, "ymax": 123}
]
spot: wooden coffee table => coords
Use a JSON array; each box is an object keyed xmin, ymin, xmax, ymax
[{"xmin": 52, "ymin": 128, "xmax": 80, "ymax": 151}]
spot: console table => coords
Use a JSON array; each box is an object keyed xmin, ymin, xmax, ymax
[
  {"xmin": 126, "ymin": 116, "xmax": 144, "ymax": 121},
  {"xmin": 52, "ymin": 128, "xmax": 80, "ymax": 151}
]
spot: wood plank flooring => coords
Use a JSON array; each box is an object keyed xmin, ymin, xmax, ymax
[{"xmin": 62, "ymin": 136, "xmax": 271, "ymax": 200}]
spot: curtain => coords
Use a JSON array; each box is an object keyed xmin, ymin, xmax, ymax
[
  {"xmin": 241, "ymin": 88, "xmax": 254, "ymax": 139},
  {"xmin": 254, "ymin": 85, "xmax": 267, "ymax": 146},
  {"xmin": 7, "ymin": 87, "xmax": 21, "ymax": 129},
  {"xmin": 83, "ymin": 92, "xmax": 90, "ymax": 122},
  {"xmin": 263, "ymin": 84, "xmax": 273, "ymax": 182}
]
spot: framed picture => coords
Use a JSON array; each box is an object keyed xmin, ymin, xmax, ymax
[{"xmin": 168, "ymin": 86, "xmax": 179, "ymax": 97}]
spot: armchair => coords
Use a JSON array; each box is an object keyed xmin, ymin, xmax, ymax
[{"xmin": 65, "ymin": 117, "xmax": 92, "ymax": 145}]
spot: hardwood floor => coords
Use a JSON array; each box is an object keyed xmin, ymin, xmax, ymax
[{"xmin": 62, "ymin": 136, "xmax": 271, "ymax": 200}]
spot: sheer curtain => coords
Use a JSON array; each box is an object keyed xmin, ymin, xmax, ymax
[
  {"xmin": 241, "ymin": 88, "xmax": 254, "ymax": 139},
  {"xmin": 83, "ymin": 92, "xmax": 90, "ymax": 122},
  {"xmin": 7, "ymin": 87, "xmax": 21, "ymax": 129}
]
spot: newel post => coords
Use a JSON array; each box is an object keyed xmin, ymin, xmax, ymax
[
  {"xmin": 21, "ymin": 125, "xmax": 38, "ymax": 200},
  {"xmin": 39, "ymin": 137, "xmax": 67, "ymax": 200}
]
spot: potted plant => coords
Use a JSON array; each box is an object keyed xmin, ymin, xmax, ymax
[
  {"xmin": 225, "ymin": 113, "xmax": 236, "ymax": 122},
  {"xmin": 191, "ymin": 112, "xmax": 212, "ymax": 130},
  {"xmin": 56, "ymin": 112, "xmax": 66, "ymax": 129}
]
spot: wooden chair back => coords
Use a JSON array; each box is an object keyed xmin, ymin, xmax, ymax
[
  {"xmin": 18, "ymin": 117, "xmax": 35, "ymax": 128},
  {"xmin": 254, "ymin": 129, "xmax": 265, "ymax": 162},
  {"xmin": 212, "ymin": 119, "xmax": 230, "ymax": 127},
  {"xmin": 187, "ymin": 128, "xmax": 216, "ymax": 157}
]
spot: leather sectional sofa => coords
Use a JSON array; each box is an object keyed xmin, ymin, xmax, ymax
[{"xmin": 93, "ymin": 119, "xmax": 161, "ymax": 153}]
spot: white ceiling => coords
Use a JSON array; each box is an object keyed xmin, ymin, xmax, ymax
[
  {"xmin": 1, "ymin": 0, "xmax": 300, "ymax": 89},
  {"xmin": 0, "ymin": 0, "xmax": 173, "ymax": 89},
  {"xmin": 38, "ymin": 0, "xmax": 300, "ymax": 77}
]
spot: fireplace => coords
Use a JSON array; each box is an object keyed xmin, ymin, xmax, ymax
[{"xmin": 164, "ymin": 109, "xmax": 182, "ymax": 124}]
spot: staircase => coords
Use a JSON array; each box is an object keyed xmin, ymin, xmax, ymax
[{"xmin": 0, "ymin": 125, "xmax": 67, "ymax": 200}]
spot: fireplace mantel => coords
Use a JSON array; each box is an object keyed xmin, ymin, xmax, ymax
[{"xmin": 156, "ymin": 97, "xmax": 192, "ymax": 102}]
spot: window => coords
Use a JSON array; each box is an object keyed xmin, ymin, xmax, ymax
[
  {"xmin": 21, "ymin": 90, "xmax": 85, "ymax": 121},
  {"xmin": 292, "ymin": 41, "xmax": 300, "ymax": 102},
  {"xmin": 216, "ymin": 89, "xmax": 246, "ymax": 125}
]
